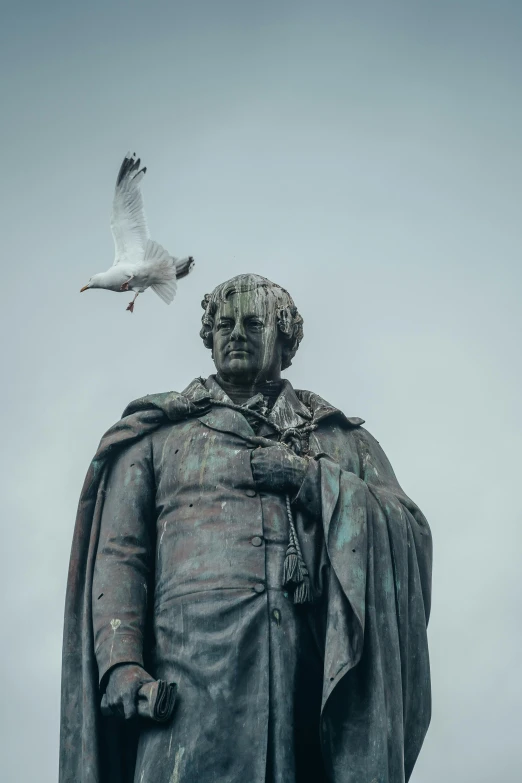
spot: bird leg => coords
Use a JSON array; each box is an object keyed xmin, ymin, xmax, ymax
[
  {"xmin": 126, "ymin": 292, "xmax": 139, "ymax": 313},
  {"xmin": 120, "ymin": 276, "xmax": 134, "ymax": 292}
]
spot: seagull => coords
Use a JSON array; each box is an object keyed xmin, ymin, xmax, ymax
[{"xmin": 80, "ymin": 152, "xmax": 194, "ymax": 312}]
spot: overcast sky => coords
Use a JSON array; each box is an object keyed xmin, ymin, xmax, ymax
[{"xmin": 1, "ymin": 1, "xmax": 521, "ymax": 780}]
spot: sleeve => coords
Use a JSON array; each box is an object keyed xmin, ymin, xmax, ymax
[{"xmin": 92, "ymin": 435, "xmax": 155, "ymax": 685}]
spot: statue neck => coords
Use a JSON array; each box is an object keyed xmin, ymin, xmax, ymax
[{"xmin": 215, "ymin": 374, "xmax": 283, "ymax": 408}]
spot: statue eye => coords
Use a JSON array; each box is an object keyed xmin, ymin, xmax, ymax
[
  {"xmin": 247, "ymin": 319, "xmax": 264, "ymax": 331},
  {"xmin": 217, "ymin": 320, "xmax": 233, "ymax": 331}
]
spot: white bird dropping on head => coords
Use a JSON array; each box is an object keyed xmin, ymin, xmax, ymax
[{"xmin": 80, "ymin": 152, "xmax": 195, "ymax": 312}]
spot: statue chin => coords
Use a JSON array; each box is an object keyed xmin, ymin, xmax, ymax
[
  {"xmin": 217, "ymin": 367, "xmax": 275, "ymax": 389},
  {"xmin": 224, "ymin": 357, "xmax": 253, "ymax": 375},
  {"xmin": 216, "ymin": 360, "xmax": 263, "ymax": 386}
]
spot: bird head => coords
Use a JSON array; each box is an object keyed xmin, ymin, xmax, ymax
[{"xmin": 80, "ymin": 273, "xmax": 103, "ymax": 292}]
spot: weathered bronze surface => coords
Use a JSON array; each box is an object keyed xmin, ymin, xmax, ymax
[{"xmin": 60, "ymin": 274, "xmax": 432, "ymax": 783}]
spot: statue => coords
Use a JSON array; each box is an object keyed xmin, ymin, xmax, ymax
[{"xmin": 60, "ymin": 274, "xmax": 432, "ymax": 783}]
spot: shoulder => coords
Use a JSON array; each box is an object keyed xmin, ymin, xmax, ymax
[
  {"xmin": 104, "ymin": 417, "xmax": 202, "ymax": 480},
  {"xmin": 294, "ymin": 388, "xmax": 365, "ymax": 429},
  {"xmin": 294, "ymin": 388, "xmax": 397, "ymax": 474},
  {"xmin": 122, "ymin": 378, "xmax": 210, "ymax": 421}
]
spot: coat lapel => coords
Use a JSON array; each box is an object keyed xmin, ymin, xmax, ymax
[
  {"xmin": 194, "ymin": 377, "xmax": 313, "ymax": 443},
  {"xmin": 258, "ymin": 380, "xmax": 312, "ymax": 437},
  {"xmin": 196, "ymin": 376, "xmax": 259, "ymax": 441}
]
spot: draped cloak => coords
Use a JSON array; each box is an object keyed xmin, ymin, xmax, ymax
[{"xmin": 59, "ymin": 378, "xmax": 432, "ymax": 783}]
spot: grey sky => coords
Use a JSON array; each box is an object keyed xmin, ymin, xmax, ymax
[{"xmin": 1, "ymin": 1, "xmax": 521, "ymax": 780}]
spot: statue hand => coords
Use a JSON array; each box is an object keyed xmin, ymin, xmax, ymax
[
  {"xmin": 251, "ymin": 443, "xmax": 308, "ymax": 496},
  {"xmin": 104, "ymin": 664, "xmax": 155, "ymax": 720}
]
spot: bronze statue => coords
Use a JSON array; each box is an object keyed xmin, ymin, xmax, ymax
[{"xmin": 60, "ymin": 274, "xmax": 432, "ymax": 783}]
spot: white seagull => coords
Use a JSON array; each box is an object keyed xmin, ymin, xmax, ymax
[{"xmin": 80, "ymin": 152, "xmax": 194, "ymax": 312}]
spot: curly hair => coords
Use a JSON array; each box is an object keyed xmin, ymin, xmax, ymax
[{"xmin": 200, "ymin": 274, "xmax": 304, "ymax": 370}]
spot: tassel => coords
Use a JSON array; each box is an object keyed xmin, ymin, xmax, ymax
[
  {"xmin": 283, "ymin": 547, "xmax": 299, "ymax": 584},
  {"xmin": 293, "ymin": 580, "xmax": 311, "ymax": 605},
  {"xmin": 282, "ymin": 494, "xmax": 312, "ymax": 604}
]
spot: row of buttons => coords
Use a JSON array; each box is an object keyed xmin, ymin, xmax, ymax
[
  {"xmin": 252, "ymin": 529, "xmax": 264, "ymax": 593},
  {"xmin": 246, "ymin": 491, "xmax": 263, "ymax": 596}
]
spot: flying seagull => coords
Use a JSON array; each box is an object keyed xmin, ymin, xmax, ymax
[{"xmin": 80, "ymin": 153, "xmax": 194, "ymax": 312}]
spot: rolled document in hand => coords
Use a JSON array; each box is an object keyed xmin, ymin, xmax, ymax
[{"xmin": 100, "ymin": 679, "xmax": 177, "ymax": 722}]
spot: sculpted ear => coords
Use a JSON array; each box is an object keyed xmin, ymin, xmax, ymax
[
  {"xmin": 276, "ymin": 305, "xmax": 303, "ymax": 370},
  {"xmin": 276, "ymin": 310, "xmax": 291, "ymax": 370},
  {"xmin": 200, "ymin": 294, "xmax": 216, "ymax": 350},
  {"xmin": 277, "ymin": 306, "xmax": 293, "ymax": 337}
]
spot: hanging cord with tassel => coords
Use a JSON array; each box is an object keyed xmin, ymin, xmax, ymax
[
  {"xmin": 283, "ymin": 494, "xmax": 311, "ymax": 604},
  {"xmin": 212, "ymin": 398, "xmax": 316, "ymax": 604}
]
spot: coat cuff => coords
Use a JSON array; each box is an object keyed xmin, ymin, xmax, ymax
[
  {"xmin": 292, "ymin": 457, "xmax": 321, "ymax": 518},
  {"xmin": 95, "ymin": 631, "xmax": 144, "ymax": 685}
]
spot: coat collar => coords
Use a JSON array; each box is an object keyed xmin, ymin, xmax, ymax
[
  {"xmin": 197, "ymin": 376, "xmax": 258, "ymax": 441},
  {"xmin": 184, "ymin": 375, "xmax": 315, "ymax": 443},
  {"xmin": 125, "ymin": 377, "xmax": 364, "ymax": 437},
  {"xmin": 180, "ymin": 376, "xmax": 363, "ymax": 443},
  {"xmin": 208, "ymin": 375, "xmax": 312, "ymax": 430}
]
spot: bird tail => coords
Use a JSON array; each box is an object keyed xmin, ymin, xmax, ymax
[
  {"xmin": 151, "ymin": 279, "xmax": 178, "ymax": 304},
  {"xmin": 144, "ymin": 239, "xmax": 178, "ymax": 305},
  {"xmin": 173, "ymin": 256, "xmax": 195, "ymax": 280}
]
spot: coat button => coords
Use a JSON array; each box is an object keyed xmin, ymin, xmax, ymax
[
  {"xmin": 251, "ymin": 536, "xmax": 263, "ymax": 547},
  {"xmin": 253, "ymin": 583, "xmax": 265, "ymax": 593},
  {"xmin": 245, "ymin": 489, "xmax": 257, "ymax": 497}
]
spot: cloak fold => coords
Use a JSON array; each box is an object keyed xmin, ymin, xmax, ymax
[
  {"xmin": 311, "ymin": 458, "xmax": 432, "ymax": 782},
  {"xmin": 60, "ymin": 383, "xmax": 432, "ymax": 783}
]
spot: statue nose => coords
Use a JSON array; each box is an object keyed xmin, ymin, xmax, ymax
[{"xmin": 230, "ymin": 323, "xmax": 247, "ymax": 341}]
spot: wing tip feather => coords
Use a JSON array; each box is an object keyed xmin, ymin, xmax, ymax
[{"xmin": 116, "ymin": 152, "xmax": 147, "ymax": 188}]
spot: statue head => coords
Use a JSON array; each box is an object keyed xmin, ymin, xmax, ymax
[{"xmin": 200, "ymin": 274, "xmax": 304, "ymax": 385}]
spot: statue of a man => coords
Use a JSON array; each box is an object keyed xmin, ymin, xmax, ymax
[{"xmin": 60, "ymin": 274, "xmax": 432, "ymax": 783}]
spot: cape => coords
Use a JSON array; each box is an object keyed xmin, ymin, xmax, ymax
[{"xmin": 59, "ymin": 379, "xmax": 432, "ymax": 783}]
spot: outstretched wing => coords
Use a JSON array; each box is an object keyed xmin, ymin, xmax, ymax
[{"xmin": 110, "ymin": 153, "xmax": 150, "ymax": 264}]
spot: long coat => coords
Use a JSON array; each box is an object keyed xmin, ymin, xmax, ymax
[{"xmin": 60, "ymin": 377, "xmax": 432, "ymax": 783}]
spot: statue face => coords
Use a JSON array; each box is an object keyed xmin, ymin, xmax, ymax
[{"xmin": 212, "ymin": 289, "xmax": 283, "ymax": 385}]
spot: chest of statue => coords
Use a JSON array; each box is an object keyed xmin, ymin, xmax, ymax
[{"xmin": 150, "ymin": 418, "xmax": 289, "ymax": 604}]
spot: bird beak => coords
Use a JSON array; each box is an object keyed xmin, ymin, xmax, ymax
[{"xmin": 80, "ymin": 284, "xmax": 89, "ymax": 292}]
